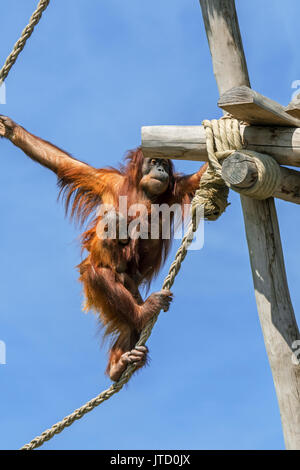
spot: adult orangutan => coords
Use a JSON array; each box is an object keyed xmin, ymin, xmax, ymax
[{"xmin": 0, "ymin": 115, "xmax": 207, "ymax": 381}]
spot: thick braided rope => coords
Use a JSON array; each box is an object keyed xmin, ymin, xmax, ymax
[
  {"xmin": 20, "ymin": 159, "xmax": 227, "ymax": 450},
  {"xmin": 0, "ymin": 0, "xmax": 50, "ymax": 83},
  {"xmin": 202, "ymin": 118, "xmax": 281, "ymax": 199},
  {"xmin": 202, "ymin": 117, "xmax": 243, "ymax": 177}
]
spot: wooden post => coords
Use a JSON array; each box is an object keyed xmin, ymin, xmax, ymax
[{"xmin": 200, "ymin": 0, "xmax": 300, "ymax": 449}]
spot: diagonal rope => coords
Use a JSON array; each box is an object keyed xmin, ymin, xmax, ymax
[
  {"xmin": 20, "ymin": 150, "xmax": 229, "ymax": 450},
  {"xmin": 0, "ymin": 0, "xmax": 51, "ymax": 83},
  {"xmin": 20, "ymin": 200, "xmax": 203, "ymax": 450}
]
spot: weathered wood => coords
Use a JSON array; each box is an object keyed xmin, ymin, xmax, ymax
[
  {"xmin": 286, "ymin": 98, "xmax": 300, "ymax": 119},
  {"xmin": 142, "ymin": 125, "xmax": 300, "ymax": 167},
  {"xmin": 221, "ymin": 151, "xmax": 300, "ymax": 204},
  {"xmin": 142, "ymin": 125, "xmax": 207, "ymax": 162},
  {"xmin": 240, "ymin": 196, "xmax": 300, "ymax": 450},
  {"xmin": 199, "ymin": 0, "xmax": 250, "ymax": 95},
  {"xmin": 200, "ymin": 0, "xmax": 300, "ymax": 449},
  {"xmin": 221, "ymin": 152, "xmax": 258, "ymax": 188},
  {"xmin": 218, "ymin": 86, "xmax": 300, "ymax": 127},
  {"xmin": 275, "ymin": 166, "xmax": 300, "ymax": 204}
]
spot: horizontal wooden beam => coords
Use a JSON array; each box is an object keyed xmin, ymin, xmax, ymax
[
  {"xmin": 221, "ymin": 151, "xmax": 300, "ymax": 204},
  {"xmin": 218, "ymin": 86, "xmax": 300, "ymax": 127},
  {"xmin": 285, "ymin": 99, "xmax": 300, "ymax": 119},
  {"xmin": 141, "ymin": 125, "xmax": 300, "ymax": 167}
]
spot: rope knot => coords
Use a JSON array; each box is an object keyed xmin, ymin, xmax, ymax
[
  {"xmin": 190, "ymin": 117, "xmax": 244, "ymax": 223},
  {"xmin": 202, "ymin": 117, "xmax": 281, "ymax": 200}
]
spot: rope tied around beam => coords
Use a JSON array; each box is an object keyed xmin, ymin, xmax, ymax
[
  {"xmin": 186, "ymin": 117, "xmax": 237, "ymax": 223},
  {"xmin": 202, "ymin": 117, "xmax": 281, "ymax": 200}
]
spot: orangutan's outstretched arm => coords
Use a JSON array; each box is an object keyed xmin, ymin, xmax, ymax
[
  {"xmin": 0, "ymin": 115, "xmax": 125, "ymax": 224},
  {"xmin": 0, "ymin": 115, "xmax": 92, "ymax": 174}
]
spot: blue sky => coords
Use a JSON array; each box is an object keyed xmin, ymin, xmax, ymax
[{"xmin": 1, "ymin": 0, "xmax": 300, "ymax": 450}]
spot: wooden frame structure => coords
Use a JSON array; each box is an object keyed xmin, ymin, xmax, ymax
[{"xmin": 141, "ymin": 0, "xmax": 300, "ymax": 450}]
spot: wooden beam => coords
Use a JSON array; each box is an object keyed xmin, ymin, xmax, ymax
[
  {"xmin": 285, "ymin": 99, "xmax": 300, "ymax": 119},
  {"xmin": 141, "ymin": 125, "xmax": 300, "ymax": 167},
  {"xmin": 218, "ymin": 86, "xmax": 300, "ymax": 127},
  {"xmin": 221, "ymin": 151, "xmax": 300, "ymax": 204},
  {"xmin": 200, "ymin": 0, "xmax": 300, "ymax": 450}
]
